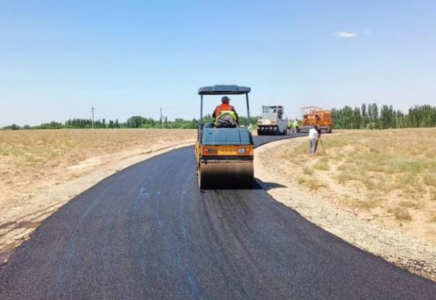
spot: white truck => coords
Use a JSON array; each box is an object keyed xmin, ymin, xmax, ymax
[{"xmin": 257, "ymin": 105, "xmax": 288, "ymax": 135}]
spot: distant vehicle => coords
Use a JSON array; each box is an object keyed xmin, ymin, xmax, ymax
[
  {"xmin": 257, "ymin": 105, "xmax": 288, "ymax": 135},
  {"xmin": 299, "ymin": 106, "xmax": 333, "ymax": 133}
]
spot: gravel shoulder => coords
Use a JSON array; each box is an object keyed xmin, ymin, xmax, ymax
[{"xmin": 255, "ymin": 137, "xmax": 436, "ymax": 281}]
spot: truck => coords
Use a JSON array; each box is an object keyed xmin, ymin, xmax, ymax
[
  {"xmin": 257, "ymin": 105, "xmax": 288, "ymax": 136},
  {"xmin": 299, "ymin": 106, "xmax": 333, "ymax": 133}
]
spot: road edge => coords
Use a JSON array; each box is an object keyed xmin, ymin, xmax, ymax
[
  {"xmin": 0, "ymin": 140, "xmax": 196, "ymax": 264},
  {"xmin": 254, "ymin": 137, "xmax": 436, "ymax": 282}
]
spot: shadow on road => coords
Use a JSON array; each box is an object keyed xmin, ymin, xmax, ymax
[{"xmin": 254, "ymin": 179, "xmax": 287, "ymax": 191}]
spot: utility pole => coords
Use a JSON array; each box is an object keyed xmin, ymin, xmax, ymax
[
  {"xmin": 91, "ymin": 106, "xmax": 95, "ymax": 129},
  {"xmin": 160, "ymin": 107, "xmax": 163, "ymax": 129}
]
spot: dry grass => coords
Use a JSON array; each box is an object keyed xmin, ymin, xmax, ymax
[
  {"xmin": 340, "ymin": 196, "xmax": 380, "ymax": 211},
  {"xmin": 313, "ymin": 157, "xmax": 330, "ymax": 171},
  {"xmin": 323, "ymin": 130, "xmax": 436, "ymax": 198},
  {"xmin": 393, "ymin": 208, "xmax": 412, "ymax": 221},
  {"xmin": 424, "ymin": 174, "xmax": 436, "ymax": 188},
  {"xmin": 303, "ymin": 178, "xmax": 326, "ymax": 191},
  {"xmin": 297, "ymin": 176, "xmax": 326, "ymax": 191},
  {"xmin": 0, "ymin": 129, "xmax": 195, "ymax": 168},
  {"xmin": 303, "ymin": 166, "xmax": 314, "ymax": 175},
  {"xmin": 0, "ymin": 129, "xmax": 196, "ymax": 208},
  {"xmin": 358, "ymin": 198, "xmax": 380, "ymax": 210},
  {"xmin": 297, "ymin": 176, "xmax": 307, "ymax": 185},
  {"xmin": 431, "ymin": 189, "xmax": 436, "ymax": 201},
  {"xmin": 282, "ymin": 128, "xmax": 436, "ymax": 245}
]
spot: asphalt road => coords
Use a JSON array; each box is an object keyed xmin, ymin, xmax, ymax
[{"xmin": 1, "ymin": 134, "xmax": 435, "ymax": 300}]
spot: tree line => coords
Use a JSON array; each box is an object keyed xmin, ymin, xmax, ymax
[
  {"xmin": 3, "ymin": 104, "xmax": 435, "ymax": 130},
  {"xmin": 332, "ymin": 104, "xmax": 436, "ymax": 129},
  {"xmin": 2, "ymin": 119, "xmax": 122, "ymax": 130},
  {"xmin": 2, "ymin": 115, "xmax": 259, "ymax": 130}
]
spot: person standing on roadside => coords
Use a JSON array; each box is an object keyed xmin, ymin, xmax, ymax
[{"xmin": 309, "ymin": 125, "xmax": 320, "ymax": 154}]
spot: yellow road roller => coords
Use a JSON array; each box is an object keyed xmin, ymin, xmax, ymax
[{"xmin": 196, "ymin": 85, "xmax": 254, "ymax": 189}]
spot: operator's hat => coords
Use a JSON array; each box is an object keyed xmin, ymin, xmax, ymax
[{"xmin": 222, "ymin": 96, "xmax": 230, "ymax": 102}]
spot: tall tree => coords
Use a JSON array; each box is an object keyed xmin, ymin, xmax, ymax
[
  {"xmin": 371, "ymin": 103, "xmax": 379, "ymax": 120},
  {"xmin": 368, "ymin": 103, "xmax": 373, "ymax": 120},
  {"xmin": 361, "ymin": 104, "xmax": 367, "ymax": 117}
]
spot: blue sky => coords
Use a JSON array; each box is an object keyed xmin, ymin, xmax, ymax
[{"xmin": 1, "ymin": 0, "xmax": 436, "ymax": 126}]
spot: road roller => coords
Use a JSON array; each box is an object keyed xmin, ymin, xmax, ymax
[
  {"xmin": 195, "ymin": 85, "xmax": 254, "ymax": 189},
  {"xmin": 257, "ymin": 105, "xmax": 288, "ymax": 136}
]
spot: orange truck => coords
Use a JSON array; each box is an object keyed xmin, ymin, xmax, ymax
[{"xmin": 299, "ymin": 106, "xmax": 333, "ymax": 133}]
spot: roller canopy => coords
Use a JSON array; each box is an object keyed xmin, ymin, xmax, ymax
[{"xmin": 198, "ymin": 85, "xmax": 251, "ymax": 95}]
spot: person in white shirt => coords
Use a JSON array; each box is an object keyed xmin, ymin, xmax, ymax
[{"xmin": 308, "ymin": 126, "xmax": 320, "ymax": 153}]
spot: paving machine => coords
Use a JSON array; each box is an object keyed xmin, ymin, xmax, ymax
[
  {"xmin": 299, "ymin": 106, "xmax": 333, "ymax": 133},
  {"xmin": 196, "ymin": 85, "xmax": 254, "ymax": 189},
  {"xmin": 257, "ymin": 105, "xmax": 288, "ymax": 135}
]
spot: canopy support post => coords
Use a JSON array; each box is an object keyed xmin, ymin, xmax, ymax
[
  {"xmin": 246, "ymin": 94, "xmax": 251, "ymax": 127},
  {"xmin": 200, "ymin": 94, "xmax": 203, "ymax": 125}
]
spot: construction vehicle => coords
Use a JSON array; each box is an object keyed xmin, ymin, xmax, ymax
[
  {"xmin": 299, "ymin": 106, "xmax": 333, "ymax": 133},
  {"xmin": 257, "ymin": 105, "xmax": 288, "ymax": 136},
  {"xmin": 196, "ymin": 85, "xmax": 254, "ymax": 189}
]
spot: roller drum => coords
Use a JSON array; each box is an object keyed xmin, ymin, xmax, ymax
[{"xmin": 199, "ymin": 159, "xmax": 254, "ymax": 189}]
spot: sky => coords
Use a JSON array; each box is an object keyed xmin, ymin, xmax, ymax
[{"xmin": 1, "ymin": 0, "xmax": 436, "ymax": 126}]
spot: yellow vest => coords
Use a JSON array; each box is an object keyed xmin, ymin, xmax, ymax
[{"xmin": 215, "ymin": 111, "xmax": 238, "ymax": 126}]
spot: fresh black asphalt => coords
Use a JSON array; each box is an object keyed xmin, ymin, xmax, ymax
[{"xmin": 0, "ymin": 134, "xmax": 435, "ymax": 300}]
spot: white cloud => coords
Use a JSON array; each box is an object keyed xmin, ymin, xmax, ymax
[{"xmin": 335, "ymin": 31, "xmax": 358, "ymax": 39}]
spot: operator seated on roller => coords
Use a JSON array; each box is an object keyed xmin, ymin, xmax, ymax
[{"xmin": 212, "ymin": 96, "xmax": 239, "ymax": 128}]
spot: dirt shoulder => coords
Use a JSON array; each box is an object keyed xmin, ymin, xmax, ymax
[
  {"xmin": 0, "ymin": 129, "xmax": 196, "ymax": 263},
  {"xmin": 255, "ymin": 134, "xmax": 436, "ymax": 281}
]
